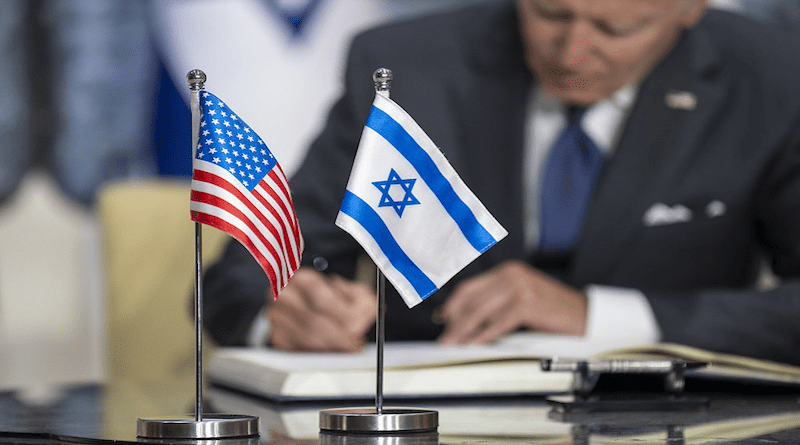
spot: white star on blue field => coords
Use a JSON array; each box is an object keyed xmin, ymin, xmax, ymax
[{"xmin": 372, "ymin": 169, "xmax": 421, "ymax": 217}]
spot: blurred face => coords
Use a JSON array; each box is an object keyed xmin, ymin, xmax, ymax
[{"xmin": 517, "ymin": 0, "xmax": 709, "ymax": 105}]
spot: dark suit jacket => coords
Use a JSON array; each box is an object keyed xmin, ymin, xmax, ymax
[{"xmin": 203, "ymin": 0, "xmax": 800, "ymax": 365}]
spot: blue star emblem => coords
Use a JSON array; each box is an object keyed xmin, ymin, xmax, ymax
[{"xmin": 372, "ymin": 169, "xmax": 421, "ymax": 217}]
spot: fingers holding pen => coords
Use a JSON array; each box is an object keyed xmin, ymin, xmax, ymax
[
  {"xmin": 329, "ymin": 275, "xmax": 378, "ymax": 337},
  {"xmin": 267, "ymin": 267, "xmax": 376, "ymax": 352}
]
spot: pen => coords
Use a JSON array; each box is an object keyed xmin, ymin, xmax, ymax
[{"xmin": 541, "ymin": 358, "xmax": 707, "ymax": 374}]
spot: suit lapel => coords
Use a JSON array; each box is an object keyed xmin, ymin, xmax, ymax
[
  {"xmin": 453, "ymin": 1, "xmax": 532, "ymax": 265},
  {"xmin": 570, "ymin": 25, "xmax": 728, "ymax": 286}
]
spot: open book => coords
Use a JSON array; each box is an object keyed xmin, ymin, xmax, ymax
[{"xmin": 206, "ymin": 333, "xmax": 800, "ymax": 402}]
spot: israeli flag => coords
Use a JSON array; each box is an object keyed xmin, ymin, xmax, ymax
[{"xmin": 336, "ymin": 93, "xmax": 507, "ymax": 308}]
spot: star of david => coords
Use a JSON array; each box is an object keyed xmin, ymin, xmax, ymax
[{"xmin": 372, "ymin": 169, "xmax": 421, "ymax": 217}]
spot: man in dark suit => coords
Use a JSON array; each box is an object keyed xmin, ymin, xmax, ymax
[{"xmin": 203, "ymin": 0, "xmax": 800, "ymax": 365}]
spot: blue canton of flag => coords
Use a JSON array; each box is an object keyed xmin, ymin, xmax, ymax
[
  {"xmin": 190, "ymin": 91, "xmax": 303, "ymax": 300},
  {"xmin": 195, "ymin": 93, "xmax": 275, "ymax": 189},
  {"xmin": 336, "ymin": 93, "xmax": 507, "ymax": 308}
]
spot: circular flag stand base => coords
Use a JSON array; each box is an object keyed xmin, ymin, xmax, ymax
[
  {"xmin": 137, "ymin": 414, "xmax": 259, "ymax": 440},
  {"xmin": 319, "ymin": 407, "xmax": 438, "ymax": 434}
]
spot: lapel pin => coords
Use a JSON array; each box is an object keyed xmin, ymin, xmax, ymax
[{"xmin": 665, "ymin": 90, "xmax": 697, "ymax": 110}]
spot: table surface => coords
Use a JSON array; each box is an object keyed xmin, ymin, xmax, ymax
[{"xmin": 2, "ymin": 381, "xmax": 800, "ymax": 444}]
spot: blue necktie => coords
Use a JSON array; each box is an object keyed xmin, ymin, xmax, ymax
[{"xmin": 539, "ymin": 107, "xmax": 605, "ymax": 253}]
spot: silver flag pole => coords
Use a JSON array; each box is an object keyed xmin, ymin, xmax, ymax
[
  {"xmin": 376, "ymin": 269, "xmax": 386, "ymax": 414},
  {"xmin": 189, "ymin": 69, "xmax": 205, "ymax": 423},
  {"xmin": 373, "ymin": 67, "xmax": 392, "ymax": 415}
]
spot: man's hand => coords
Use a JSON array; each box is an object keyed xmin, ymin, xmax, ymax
[
  {"xmin": 438, "ymin": 260, "xmax": 587, "ymax": 345},
  {"xmin": 266, "ymin": 267, "xmax": 377, "ymax": 352}
]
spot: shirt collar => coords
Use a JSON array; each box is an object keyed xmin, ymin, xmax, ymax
[
  {"xmin": 531, "ymin": 83, "xmax": 639, "ymax": 154},
  {"xmin": 583, "ymin": 84, "xmax": 639, "ymax": 153}
]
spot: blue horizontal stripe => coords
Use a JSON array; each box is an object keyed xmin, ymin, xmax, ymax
[
  {"xmin": 340, "ymin": 191, "xmax": 437, "ymax": 300},
  {"xmin": 366, "ymin": 106, "xmax": 496, "ymax": 252}
]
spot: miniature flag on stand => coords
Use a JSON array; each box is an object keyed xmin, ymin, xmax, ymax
[
  {"xmin": 336, "ymin": 93, "xmax": 507, "ymax": 308},
  {"xmin": 190, "ymin": 91, "xmax": 303, "ymax": 300}
]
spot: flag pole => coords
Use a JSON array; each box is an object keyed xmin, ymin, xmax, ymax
[
  {"xmin": 376, "ymin": 269, "xmax": 386, "ymax": 413},
  {"xmin": 136, "ymin": 69, "xmax": 258, "ymax": 440},
  {"xmin": 373, "ymin": 67, "xmax": 392, "ymax": 416},
  {"xmin": 190, "ymin": 69, "xmax": 205, "ymax": 424},
  {"xmin": 318, "ymin": 68, "xmax": 438, "ymax": 436}
]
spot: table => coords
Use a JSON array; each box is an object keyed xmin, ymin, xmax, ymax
[{"xmin": 1, "ymin": 381, "xmax": 800, "ymax": 444}]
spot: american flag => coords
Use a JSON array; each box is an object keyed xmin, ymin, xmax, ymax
[{"xmin": 190, "ymin": 91, "xmax": 303, "ymax": 300}]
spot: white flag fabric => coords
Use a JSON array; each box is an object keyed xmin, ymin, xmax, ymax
[{"xmin": 336, "ymin": 93, "xmax": 507, "ymax": 307}]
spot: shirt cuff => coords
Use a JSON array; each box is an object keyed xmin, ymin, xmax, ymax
[
  {"xmin": 245, "ymin": 312, "xmax": 271, "ymax": 347},
  {"xmin": 584, "ymin": 284, "xmax": 661, "ymax": 345}
]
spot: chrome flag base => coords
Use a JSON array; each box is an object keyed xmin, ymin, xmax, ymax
[
  {"xmin": 137, "ymin": 414, "xmax": 259, "ymax": 440},
  {"xmin": 319, "ymin": 407, "xmax": 438, "ymax": 433}
]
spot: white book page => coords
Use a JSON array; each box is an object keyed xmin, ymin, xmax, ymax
[{"xmin": 212, "ymin": 332, "xmax": 641, "ymax": 372}]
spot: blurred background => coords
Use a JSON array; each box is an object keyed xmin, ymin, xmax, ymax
[{"xmin": 0, "ymin": 0, "xmax": 797, "ymax": 436}]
